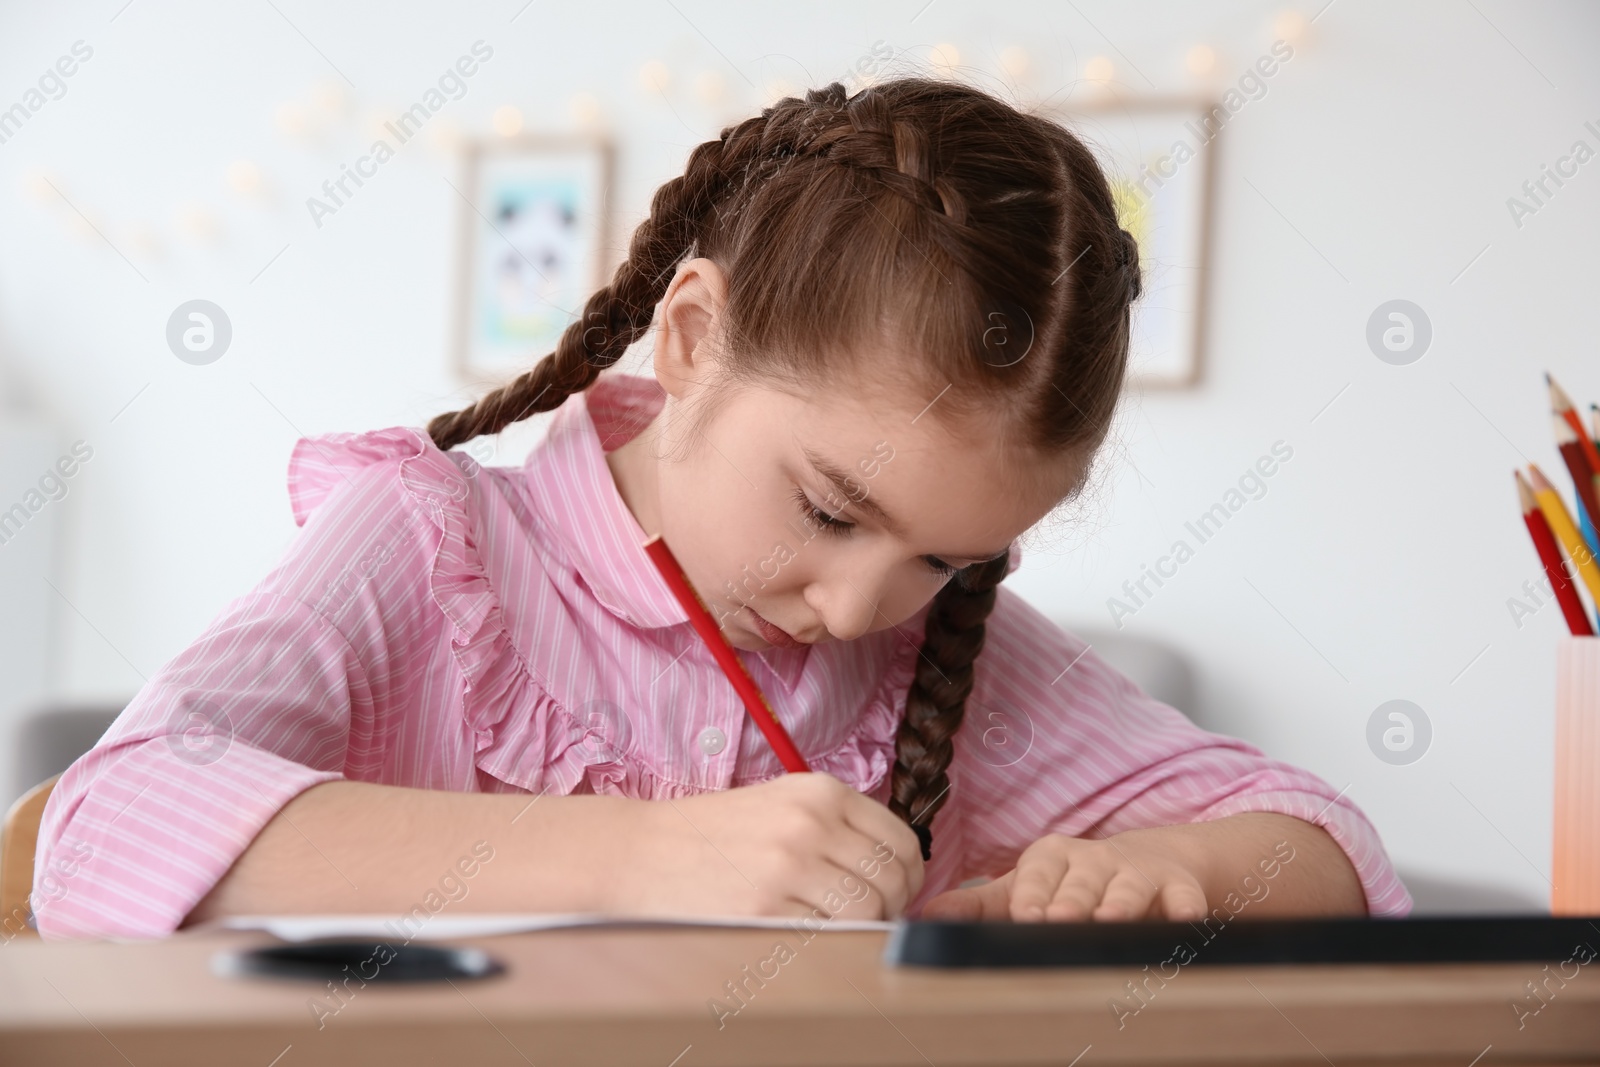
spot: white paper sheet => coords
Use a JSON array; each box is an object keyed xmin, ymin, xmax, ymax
[{"xmin": 213, "ymin": 912, "xmax": 896, "ymax": 942}]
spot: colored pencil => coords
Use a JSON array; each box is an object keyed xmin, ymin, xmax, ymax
[
  {"xmin": 640, "ymin": 533, "xmax": 810, "ymax": 773},
  {"xmin": 1581, "ymin": 499, "xmax": 1600, "ymax": 562},
  {"xmin": 1554, "ymin": 414, "xmax": 1600, "ymax": 557},
  {"xmin": 1517, "ymin": 471, "xmax": 1594, "ymax": 636},
  {"xmin": 1529, "ymin": 464, "xmax": 1600, "ymax": 612},
  {"xmin": 1547, "ymin": 374, "xmax": 1600, "ymax": 478}
]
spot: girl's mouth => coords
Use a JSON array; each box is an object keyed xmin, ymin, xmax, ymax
[{"xmin": 745, "ymin": 606, "xmax": 806, "ymax": 649}]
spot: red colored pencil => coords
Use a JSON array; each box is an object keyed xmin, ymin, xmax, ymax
[
  {"xmin": 641, "ymin": 534, "xmax": 810, "ymax": 773},
  {"xmin": 1547, "ymin": 374, "xmax": 1600, "ymax": 477},
  {"xmin": 1517, "ymin": 470, "xmax": 1594, "ymax": 636},
  {"xmin": 1554, "ymin": 414, "xmax": 1600, "ymax": 541}
]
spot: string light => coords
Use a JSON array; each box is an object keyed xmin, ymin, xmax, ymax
[
  {"xmin": 492, "ymin": 105, "xmax": 523, "ymax": 137},
  {"xmin": 1085, "ymin": 55, "xmax": 1115, "ymax": 85},
  {"xmin": 273, "ymin": 102, "xmax": 307, "ymax": 138},
  {"xmin": 999, "ymin": 46, "xmax": 1030, "ymax": 80},
  {"xmin": 226, "ymin": 160, "xmax": 261, "ymax": 196},
  {"xmin": 1274, "ymin": 9, "xmax": 1311, "ymax": 47},
  {"xmin": 638, "ymin": 60, "xmax": 671, "ymax": 95},
  {"xmin": 693, "ymin": 69, "xmax": 725, "ymax": 104},
  {"xmin": 568, "ymin": 91, "xmax": 601, "ymax": 127},
  {"xmin": 1186, "ymin": 44, "xmax": 1217, "ymax": 76}
]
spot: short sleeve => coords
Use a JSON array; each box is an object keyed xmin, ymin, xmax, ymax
[
  {"xmin": 31, "ymin": 431, "xmax": 459, "ymax": 939},
  {"xmin": 941, "ymin": 588, "xmax": 1413, "ymax": 917}
]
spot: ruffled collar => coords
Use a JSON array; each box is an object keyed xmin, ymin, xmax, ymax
[{"xmin": 521, "ymin": 373, "xmax": 813, "ymax": 694}]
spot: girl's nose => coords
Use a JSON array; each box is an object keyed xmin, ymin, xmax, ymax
[{"xmin": 808, "ymin": 570, "xmax": 886, "ymax": 643}]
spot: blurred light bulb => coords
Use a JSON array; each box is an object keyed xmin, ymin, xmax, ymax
[
  {"xmin": 67, "ymin": 212, "xmax": 98, "ymax": 241},
  {"xmin": 227, "ymin": 159, "xmax": 262, "ymax": 195},
  {"xmin": 23, "ymin": 171, "xmax": 56, "ymax": 203},
  {"xmin": 1186, "ymin": 44, "xmax": 1216, "ymax": 76},
  {"xmin": 177, "ymin": 204, "xmax": 221, "ymax": 243},
  {"xmin": 127, "ymin": 223, "xmax": 163, "ymax": 260},
  {"xmin": 1085, "ymin": 55, "xmax": 1115, "ymax": 85},
  {"xmin": 312, "ymin": 81, "xmax": 348, "ymax": 116},
  {"xmin": 638, "ymin": 60, "xmax": 671, "ymax": 94},
  {"xmin": 274, "ymin": 102, "xmax": 307, "ymax": 138},
  {"xmin": 999, "ymin": 46, "xmax": 1030, "ymax": 80},
  {"xmin": 693, "ymin": 69, "xmax": 725, "ymax": 104},
  {"xmin": 427, "ymin": 120, "xmax": 462, "ymax": 152},
  {"xmin": 492, "ymin": 105, "xmax": 523, "ymax": 137},
  {"xmin": 930, "ymin": 43, "xmax": 960, "ymax": 72},
  {"xmin": 569, "ymin": 91, "xmax": 601, "ymax": 127},
  {"xmin": 1274, "ymin": 9, "xmax": 1310, "ymax": 47}
]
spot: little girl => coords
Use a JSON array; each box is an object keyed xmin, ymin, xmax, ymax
[{"xmin": 34, "ymin": 77, "xmax": 1410, "ymax": 938}]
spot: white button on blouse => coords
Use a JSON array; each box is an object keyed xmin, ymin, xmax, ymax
[{"xmin": 696, "ymin": 725, "xmax": 727, "ymax": 757}]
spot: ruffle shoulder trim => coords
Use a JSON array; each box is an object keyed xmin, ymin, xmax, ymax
[{"xmin": 285, "ymin": 426, "xmax": 888, "ymax": 801}]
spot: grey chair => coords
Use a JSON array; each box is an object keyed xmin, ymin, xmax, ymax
[
  {"xmin": 12, "ymin": 705, "xmax": 123, "ymax": 806},
  {"xmin": 1066, "ymin": 626, "xmax": 1200, "ymax": 724}
]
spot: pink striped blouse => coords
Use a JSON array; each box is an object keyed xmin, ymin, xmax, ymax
[{"xmin": 33, "ymin": 372, "xmax": 1412, "ymax": 938}]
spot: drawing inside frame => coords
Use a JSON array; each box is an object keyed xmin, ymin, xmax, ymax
[
  {"xmin": 1051, "ymin": 98, "xmax": 1218, "ymax": 389},
  {"xmin": 453, "ymin": 135, "xmax": 613, "ymax": 383}
]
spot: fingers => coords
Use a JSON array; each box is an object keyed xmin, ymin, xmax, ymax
[
  {"xmin": 1089, "ymin": 869, "xmax": 1161, "ymax": 922},
  {"xmin": 1010, "ymin": 837, "xmax": 1192, "ymax": 923},
  {"xmin": 836, "ymin": 789, "xmax": 923, "ymax": 884},
  {"xmin": 761, "ymin": 774, "xmax": 923, "ymax": 920},
  {"xmin": 921, "ymin": 872, "xmax": 1014, "ymax": 921},
  {"xmin": 1155, "ymin": 878, "xmax": 1208, "ymax": 922},
  {"xmin": 1009, "ymin": 839, "xmax": 1073, "ymax": 921}
]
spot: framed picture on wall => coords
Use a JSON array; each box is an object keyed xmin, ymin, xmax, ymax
[
  {"xmin": 1048, "ymin": 98, "xmax": 1218, "ymax": 389},
  {"xmin": 452, "ymin": 135, "xmax": 614, "ymax": 384}
]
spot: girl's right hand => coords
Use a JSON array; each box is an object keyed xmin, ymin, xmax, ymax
[{"xmin": 613, "ymin": 773, "xmax": 925, "ymax": 920}]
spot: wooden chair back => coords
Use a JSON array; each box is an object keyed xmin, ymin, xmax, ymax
[{"xmin": 1, "ymin": 776, "xmax": 60, "ymax": 939}]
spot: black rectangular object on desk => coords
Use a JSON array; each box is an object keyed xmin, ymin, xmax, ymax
[{"xmin": 885, "ymin": 915, "xmax": 1600, "ymax": 968}]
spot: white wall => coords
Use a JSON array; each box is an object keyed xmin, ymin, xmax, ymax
[{"xmin": 1, "ymin": 0, "xmax": 1595, "ymax": 909}]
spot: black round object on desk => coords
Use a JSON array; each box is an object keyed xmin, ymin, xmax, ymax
[{"xmin": 214, "ymin": 938, "xmax": 505, "ymax": 983}]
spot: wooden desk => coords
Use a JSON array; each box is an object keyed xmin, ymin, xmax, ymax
[{"xmin": 2, "ymin": 928, "xmax": 1598, "ymax": 1066}]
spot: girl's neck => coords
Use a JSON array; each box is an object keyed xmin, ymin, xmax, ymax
[{"xmin": 603, "ymin": 414, "xmax": 663, "ymax": 537}]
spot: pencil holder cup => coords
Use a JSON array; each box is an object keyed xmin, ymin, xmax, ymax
[{"xmin": 1553, "ymin": 636, "xmax": 1600, "ymax": 915}]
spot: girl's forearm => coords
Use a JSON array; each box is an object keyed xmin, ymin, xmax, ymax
[
  {"xmin": 182, "ymin": 780, "xmax": 638, "ymax": 925},
  {"xmin": 1130, "ymin": 811, "xmax": 1368, "ymax": 917}
]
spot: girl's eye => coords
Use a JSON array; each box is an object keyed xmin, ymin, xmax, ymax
[
  {"xmin": 793, "ymin": 486, "xmax": 852, "ymax": 535},
  {"xmin": 791, "ymin": 487, "xmax": 958, "ymax": 578}
]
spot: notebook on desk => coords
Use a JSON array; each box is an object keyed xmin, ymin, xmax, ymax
[{"xmin": 885, "ymin": 915, "xmax": 1600, "ymax": 968}]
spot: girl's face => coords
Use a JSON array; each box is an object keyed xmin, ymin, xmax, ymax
[{"xmin": 606, "ymin": 259, "xmax": 1083, "ymax": 651}]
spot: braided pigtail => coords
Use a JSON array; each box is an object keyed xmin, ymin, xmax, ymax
[
  {"xmin": 427, "ymin": 88, "xmax": 844, "ymax": 450},
  {"xmin": 888, "ymin": 551, "xmax": 1012, "ymax": 861}
]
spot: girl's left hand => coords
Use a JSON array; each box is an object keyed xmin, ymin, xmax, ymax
[{"xmin": 921, "ymin": 829, "xmax": 1210, "ymax": 922}]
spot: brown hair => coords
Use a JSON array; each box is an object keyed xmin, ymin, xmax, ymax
[{"xmin": 429, "ymin": 77, "xmax": 1140, "ymax": 860}]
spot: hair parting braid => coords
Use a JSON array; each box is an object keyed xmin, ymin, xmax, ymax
[{"xmin": 888, "ymin": 549, "xmax": 1013, "ymax": 861}]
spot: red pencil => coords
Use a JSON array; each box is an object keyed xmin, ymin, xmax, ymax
[
  {"xmin": 1554, "ymin": 414, "xmax": 1600, "ymax": 541},
  {"xmin": 641, "ymin": 534, "xmax": 810, "ymax": 773},
  {"xmin": 1516, "ymin": 470, "xmax": 1594, "ymax": 636},
  {"xmin": 1547, "ymin": 374, "xmax": 1600, "ymax": 477}
]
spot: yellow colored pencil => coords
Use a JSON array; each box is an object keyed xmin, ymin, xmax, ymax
[{"xmin": 1529, "ymin": 464, "xmax": 1600, "ymax": 608}]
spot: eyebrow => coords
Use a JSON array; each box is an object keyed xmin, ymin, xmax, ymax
[{"xmin": 801, "ymin": 447, "xmax": 1012, "ymax": 564}]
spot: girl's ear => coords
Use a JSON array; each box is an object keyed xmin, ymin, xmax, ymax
[{"xmin": 652, "ymin": 257, "xmax": 731, "ymax": 402}]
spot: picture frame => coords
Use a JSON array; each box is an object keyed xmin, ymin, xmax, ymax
[
  {"xmin": 452, "ymin": 134, "xmax": 614, "ymax": 385},
  {"xmin": 1046, "ymin": 98, "xmax": 1219, "ymax": 389}
]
